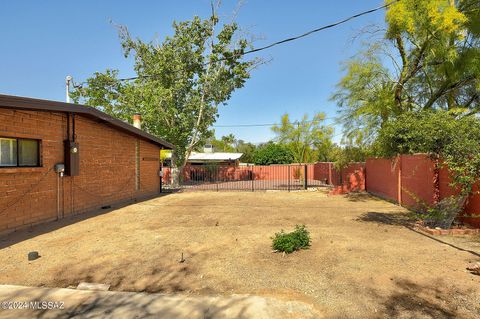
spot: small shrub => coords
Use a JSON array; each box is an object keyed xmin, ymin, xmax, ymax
[
  {"xmin": 419, "ymin": 196, "xmax": 467, "ymax": 229},
  {"xmin": 271, "ymin": 225, "xmax": 311, "ymax": 254},
  {"xmin": 403, "ymin": 189, "xmax": 466, "ymax": 229}
]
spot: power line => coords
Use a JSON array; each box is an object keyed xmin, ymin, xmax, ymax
[
  {"xmin": 237, "ymin": 0, "xmax": 397, "ymax": 57},
  {"xmin": 77, "ymin": 0, "xmax": 397, "ymax": 85},
  {"xmin": 212, "ymin": 117, "xmax": 337, "ymax": 127}
]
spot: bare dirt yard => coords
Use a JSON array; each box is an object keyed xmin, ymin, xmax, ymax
[{"xmin": 0, "ymin": 191, "xmax": 479, "ymax": 318}]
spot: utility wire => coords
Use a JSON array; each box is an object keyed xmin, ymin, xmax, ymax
[
  {"xmin": 213, "ymin": 117, "xmax": 336, "ymax": 128},
  {"xmin": 77, "ymin": 0, "xmax": 397, "ymax": 85},
  {"xmin": 236, "ymin": 0, "xmax": 397, "ymax": 57}
]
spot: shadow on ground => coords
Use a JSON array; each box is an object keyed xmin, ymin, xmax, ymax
[
  {"xmin": 50, "ymin": 249, "xmax": 215, "ymax": 294},
  {"xmin": 0, "ymin": 285, "xmax": 253, "ymax": 319},
  {"xmin": 344, "ymin": 192, "xmax": 378, "ymax": 202},
  {"xmin": 356, "ymin": 211, "xmax": 416, "ymax": 227},
  {"xmin": 364, "ymin": 278, "xmax": 480, "ymax": 319},
  {"xmin": 357, "ymin": 212, "xmax": 480, "ymax": 258},
  {"xmin": 0, "ymin": 193, "xmax": 173, "ymax": 250}
]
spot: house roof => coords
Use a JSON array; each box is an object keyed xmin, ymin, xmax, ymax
[
  {"xmin": 188, "ymin": 152, "xmax": 243, "ymax": 161},
  {"xmin": 0, "ymin": 94, "xmax": 174, "ymax": 149}
]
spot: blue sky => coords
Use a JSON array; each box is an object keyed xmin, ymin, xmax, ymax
[{"xmin": 0, "ymin": 1, "xmax": 387, "ymax": 144}]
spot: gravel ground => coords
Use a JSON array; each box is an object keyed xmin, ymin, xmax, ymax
[{"xmin": 0, "ymin": 191, "xmax": 479, "ymax": 318}]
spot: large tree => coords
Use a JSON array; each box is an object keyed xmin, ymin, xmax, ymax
[
  {"xmin": 234, "ymin": 139, "xmax": 257, "ymax": 163},
  {"xmin": 72, "ymin": 5, "xmax": 261, "ymax": 170},
  {"xmin": 271, "ymin": 112, "xmax": 334, "ymax": 163},
  {"xmin": 207, "ymin": 134, "xmax": 236, "ymax": 152},
  {"xmin": 332, "ymin": 0, "xmax": 479, "ymax": 143},
  {"xmin": 253, "ymin": 143, "xmax": 294, "ymax": 166}
]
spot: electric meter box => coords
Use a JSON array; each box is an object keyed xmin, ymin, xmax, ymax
[{"xmin": 64, "ymin": 141, "xmax": 79, "ymax": 176}]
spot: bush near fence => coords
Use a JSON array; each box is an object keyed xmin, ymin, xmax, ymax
[{"xmin": 365, "ymin": 154, "xmax": 480, "ymax": 228}]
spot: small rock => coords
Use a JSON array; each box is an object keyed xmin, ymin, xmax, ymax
[
  {"xmin": 27, "ymin": 251, "xmax": 40, "ymax": 261},
  {"xmin": 466, "ymin": 262, "xmax": 480, "ymax": 275}
]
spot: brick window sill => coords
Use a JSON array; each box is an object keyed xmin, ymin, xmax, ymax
[{"xmin": 0, "ymin": 167, "xmax": 45, "ymax": 174}]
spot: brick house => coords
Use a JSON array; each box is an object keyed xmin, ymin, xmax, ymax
[{"xmin": 0, "ymin": 94, "xmax": 174, "ymax": 235}]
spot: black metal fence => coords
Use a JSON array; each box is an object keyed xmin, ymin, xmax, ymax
[{"xmin": 163, "ymin": 164, "xmax": 326, "ymax": 191}]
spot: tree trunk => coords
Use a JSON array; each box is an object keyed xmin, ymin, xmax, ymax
[{"xmin": 170, "ymin": 152, "xmax": 182, "ymax": 188}]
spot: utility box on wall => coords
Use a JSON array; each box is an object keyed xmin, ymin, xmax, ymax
[{"xmin": 64, "ymin": 141, "xmax": 79, "ymax": 176}]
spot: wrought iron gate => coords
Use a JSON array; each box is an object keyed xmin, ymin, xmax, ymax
[{"xmin": 162, "ymin": 164, "xmax": 326, "ymax": 191}]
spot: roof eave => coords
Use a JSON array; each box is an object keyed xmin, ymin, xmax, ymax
[{"xmin": 0, "ymin": 94, "xmax": 175, "ymax": 150}]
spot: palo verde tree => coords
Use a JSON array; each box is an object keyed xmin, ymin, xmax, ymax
[
  {"xmin": 332, "ymin": 0, "xmax": 479, "ymax": 142},
  {"xmin": 72, "ymin": 4, "xmax": 262, "ymax": 171},
  {"xmin": 271, "ymin": 112, "xmax": 334, "ymax": 163}
]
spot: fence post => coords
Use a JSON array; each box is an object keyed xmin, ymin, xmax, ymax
[
  {"xmin": 288, "ymin": 165, "xmax": 291, "ymax": 192},
  {"xmin": 328, "ymin": 163, "xmax": 332, "ymax": 185},
  {"xmin": 397, "ymin": 155, "xmax": 402, "ymax": 205},
  {"xmin": 251, "ymin": 166, "xmax": 254, "ymax": 192},
  {"xmin": 159, "ymin": 168, "xmax": 163, "ymax": 194},
  {"xmin": 304, "ymin": 165, "xmax": 308, "ymax": 190}
]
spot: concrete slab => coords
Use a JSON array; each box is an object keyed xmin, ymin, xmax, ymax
[
  {"xmin": 76, "ymin": 282, "xmax": 110, "ymax": 291},
  {"xmin": 0, "ymin": 285, "xmax": 321, "ymax": 319}
]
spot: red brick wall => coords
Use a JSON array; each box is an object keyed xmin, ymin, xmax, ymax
[
  {"xmin": 365, "ymin": 158, "xmax": 399, "ymax": 201},
  {"xmin": 324, "ymin": 163, "xmax": 365, "ymax": 194},
  {"xmin": 313, "ymin": 162, "xmax": 332, "ymax": 183},
  {"xmin": 366, "ymin": 154, "xmax": 480, "ymax": 227},
  {"xmin": 400, "ymin": 154, "xmax": 436, "ymax": 209},
  {"xmin": 439, "ymin": 166, "xmax": 480, "ymax": 227},
  {"xmin": 0, "ymin": 109, "xmax": 161, "ymax": 235}
]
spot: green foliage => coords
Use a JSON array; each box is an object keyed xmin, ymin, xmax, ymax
[
  {"xmin": 404, "ymin": 186, "xmax": 466, "ymax": 229},
  {"xmin": 386, "ymin": 0, "xmax": 467, "ymax": 38},
  {"xmin": 252, "ymin": 143, "xmax": 294, "ymax": 166},
  {"xmin": 271, "ymin": 225, "xmax": 311, "ymax": 254},
  {"xmin": 271, "ymin": 113, "xmax": 334, "ymax": 163},
  {"xmin": 332, "ymin": 52, "xmax": 396, "ymax": 143},
  {"xmin": 221, "ymin": 134, "xmax": 236, "ymax": 151},
  {"xmin": 375, "ymin": 110, "xmax": 480, "ymax": 195},
  {"xmin": 328, "ymin": 144, "xmax": 371, "ymax": 170},
  {"xmin": 422, "ymin": 196, "xmax": 466, "ymax": 229},
  {"xmin": 332, "ymin": 0, "xmax": 479, "ymax": 142},
  {"xmin": 203, "ymin": 134, "xmax": 257, "ymax": 163},
  {"xmin": 160, "ymin": 149, "xmax": 172, "ymax": 165},
  {"xmin": 235, "ymin": 140, "xmax": 257, "ymax": 163},
  {"xmin": 72, "ymin": 10, "xmax": 261, "ymax": 168},
  {"xmin": 209, "ymin": 139, "xmax": 234, "ymax": 152},
  {"xmin": 207, "ymin": 134, "xmax": 236, "ymax": 152}
]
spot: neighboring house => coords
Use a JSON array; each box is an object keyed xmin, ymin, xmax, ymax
[
  {"xmin": 188, "ymin": 145, "xmax": 243, "ymax": 166},
  {"xmin": 161, "ymin": 145, "xmax": 243, "ymax": 167},
  {"xmin": 0, "ymin": 94, "xmax": 174, "ymax": 235}
]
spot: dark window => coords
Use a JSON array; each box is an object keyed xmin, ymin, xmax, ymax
[{"xmin": 0, "ymin": 137, "xmax": 40, "ymax": 167}]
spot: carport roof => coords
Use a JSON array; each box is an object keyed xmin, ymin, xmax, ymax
[{"xmin": 0, "ymin": 94, "xmax": 174, "ymax": 150}]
